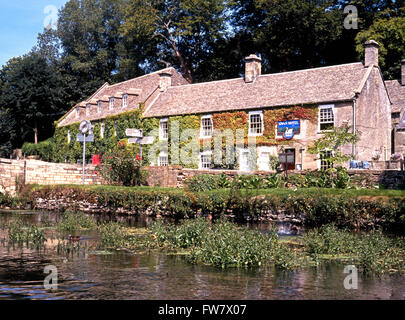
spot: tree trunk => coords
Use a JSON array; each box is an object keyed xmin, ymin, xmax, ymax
[{"xmin": 34, "ymin": 125, "xmax": 38, "ymax": 145}]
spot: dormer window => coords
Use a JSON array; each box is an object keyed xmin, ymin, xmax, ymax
[
  {"xmin": 122, "ymin": 94, "xmax": 128, "ymax": 108},
  {"xmin": 75, "ymin": 107, "xmax": 80, "ymax": 119},
  {"xmin": 100, "ymin": 122, "xmax": 105, "ymax": 138},
  {"xmin": 97, "ymin": 101, "xmax": 102, "ymax": 114},
  {"xmin": 86, "ymin": 104, "xmax": 91, "ymax": 116},
  {"xmin": 109, "ymin": 98, "xmax": 114, "ymax": 110}
]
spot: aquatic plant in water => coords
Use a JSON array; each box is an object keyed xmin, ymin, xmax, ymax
[
  {"xmin": 303, "ymin": 225, "xmax": 405, "ymax": 274},
  {"xmin": 56, "ymin": 211, "xmax": 97, "ymax": 233},
  {"xmin": 7, "ymin": 220, "xmax": 46, "ymax": 247}
]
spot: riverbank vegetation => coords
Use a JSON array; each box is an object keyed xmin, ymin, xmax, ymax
[
  {"xmin": 1, "ymin": 212, "xmax": 404, "ymax": 275},
  {"xmin": 22, "ymin": 185, "xmax": 405, "ymax": 231}
]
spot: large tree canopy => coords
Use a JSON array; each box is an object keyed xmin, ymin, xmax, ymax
[
  {"xmin": 0, "ymin": 0, "xmax": 404, "ymax": 156},
  {"xmin": 355, "ymin": 16, "xmax": 405, "ymax": 80},
  {"xmin": 0, "ymin": 53, "xmax": 65, "ymax": 153},
  {"xmin": 122, "ymin": 0, "xmax": 233, "ymax": 83}
]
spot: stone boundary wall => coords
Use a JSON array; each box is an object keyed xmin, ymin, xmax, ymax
[
  {"xmin": 1, "ymin": 158, "xmax": 405, "ymax": 194},
  {"xmin": 0, "ymin": 158, "xmax": 103, "ymax": 194},
  {"xmin": 145, "ymin": 166, "xmax": 405, "ymax": 189}
]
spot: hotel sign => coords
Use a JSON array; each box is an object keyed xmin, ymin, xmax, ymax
[{"xmin": 277, "ymin": 120, "xmax": 300, "ymax": 139}]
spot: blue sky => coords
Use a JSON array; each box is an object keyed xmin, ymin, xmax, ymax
[{"xmin": 0, "ymin": 0, "xmax": 68, "ymax": 67}]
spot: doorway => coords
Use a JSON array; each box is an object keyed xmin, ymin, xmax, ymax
[
  {"xmin": 239, "ymin": 149, "xmax": 251, "ymax": 172},
  {"xmin": 284, "ymin": 148, "xmax": 296, "ymax": 170}
]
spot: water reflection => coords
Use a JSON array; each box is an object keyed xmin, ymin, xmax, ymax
[{"xmin": 0, "ymin": 211, "xmax": 404, "ymax": 300}]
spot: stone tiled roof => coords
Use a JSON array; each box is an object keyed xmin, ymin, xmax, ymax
[
  {"xmin": 58, "ymin": 67, "xmax": 188, "ymax": 127},
  {"xmin": 385, "ymin": 80, "xmax": 405, "ymax": 113},
  {"xmin": 144, "ymin": 63, "xmax": 369, "ymax": 118}
]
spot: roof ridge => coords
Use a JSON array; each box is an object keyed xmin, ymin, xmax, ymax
[
  {"xmin": 107, "ymin": 67, "xmax": 176, "ymax": 88},
  {"xmin": 259, "ymin": 62, "xmax": 364, "ymax": 79},
  {"xmin": 164, "ymin": 62, "xmax": 365, "ymax": 91}
]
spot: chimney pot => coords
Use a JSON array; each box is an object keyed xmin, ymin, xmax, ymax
[
  {"xmin": 159, "ymin": 70, "xmax": 172, "ymax": 91},
  {"xmin": 364, "ymin": 40, "xmax": 379, "ymax": 67},
  {"xmin": 401, "ymin": 59, "xmax": 405, "ymax": 86},
  {"xmin": 245, "ymin": 54, "xmax": 262, "ymax": 83}
]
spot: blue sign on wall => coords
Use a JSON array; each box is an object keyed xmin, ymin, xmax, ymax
[{"xmin": 277, "ymin": 120, "xmax": 301, "ymax": 134}]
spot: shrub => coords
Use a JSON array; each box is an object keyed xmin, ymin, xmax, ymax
[
  {"xmin": 22, "ymin": 139, "xmax": 54, "ymax": 161},
  {"xmin": 98, "ymin": 140, "xmax": 148, "ymax": 186},
  {"xmin": 233, "ymin": 175, "xmax": 264, "ymax": 189},
  {"xmin": 185, "ymin": 174, "xmax": 223, "ymax": 192}
]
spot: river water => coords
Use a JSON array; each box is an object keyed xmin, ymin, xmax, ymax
[{"xmin": 0, "ymin": 211, "xmax": 404, "ymax": 300}]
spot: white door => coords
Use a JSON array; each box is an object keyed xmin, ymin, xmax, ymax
[
  {"xmin": 258, "ymin": 152, "xmax": 270, "ymax": 171},
  {"xmin": 239, "ymin": 149, "xmax": 251, "ymax": 172},
  {"xmin": 257, "ymin": 146, "xmax": 277, "ymax": 171}
]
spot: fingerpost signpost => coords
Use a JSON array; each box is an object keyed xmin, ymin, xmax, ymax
[{"xmin": 77, "ymin": 120, "xmax": 94, "ymax": 185}]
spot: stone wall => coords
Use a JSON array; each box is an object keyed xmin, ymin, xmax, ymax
[
  {"xmin": 2, "ymin": 158, "xmax": 405, "ymax": 194},
  {"xmin": 145, "ymin": 166, "xmax": 405, "ymax": 189},
  {"xmin": 0, "ymin": 158, "xmax": 102, "ymax": 194}
]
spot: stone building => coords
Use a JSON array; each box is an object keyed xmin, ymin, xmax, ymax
[
  {"xmin": 385, "ymin": 60, "xmax": 405, "ymax": 155},
  {"xmin": 57, "ymin": 40, "xmax": 394, "ymax": 172}
]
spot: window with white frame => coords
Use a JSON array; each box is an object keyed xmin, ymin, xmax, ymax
[
  {"xmin": 67, "ymin": 130, "xmax": 71, "ymax": 143},
  {"xmin": 319, "ymin": 105, "xmax": 335, "ymax": 131},
  {"xmin": 100, "ymin": 122, "xmax": 105, "ymax": 139},
  {"xmin": 160, "ymin": 119, "xmax": 169, "ymax": 140},
  {"xmin": 109, "ymin": 98, "xmax": 114, "ymax": 110},
  {"xmin": 201, "ymin": 115, "xmax": 213, "ymax": 138},
  {"xmin": 122, "ymin": 94, "xmax": 128, "ymax": 108},
  {"xmin": 86, "ymin": 104, "xmax": 91, "ymax": 116},
  {"xmin": 319, "ymin": 150, "xmax": 333, "ymax": 170},
  {"xmin": 75, "ymin": 107, "xmax": 80, "ymax": 119},
  {"xmin": 97, "ymin": 101, "xmax": 102, "ymax": 114},
  {"xmin": 200, "ymin": 152, "xmax": 212, "ymax": 170},
  {"xmin": 249, "ymin": 111, "xmax": 264, "ymax": 136},
  {"xmin": 158, "ymin": 151, "xmax": 169, "ymax": 167}
]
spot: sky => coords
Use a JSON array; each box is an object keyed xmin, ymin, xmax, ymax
[{"xmin": 0, "ymin": 0, "xmax": 68, "ymax": 68}]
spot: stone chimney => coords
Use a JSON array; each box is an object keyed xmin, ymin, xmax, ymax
[
  {"xmin": 401, "ymin": 59, "xmax": 405, "ymax": 86},
  {"xmin": 159, "ymin": 71, "xmax": 172, "ymax": 91},
  {"xmin": 245, "ymin": 54, "xmax": 262, "ymax": 83},
  {"xmin": 364, "ymin": 40, "xmax": 379, "ymax": 67}
]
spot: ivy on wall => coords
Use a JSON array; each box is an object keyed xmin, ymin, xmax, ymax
[
  {"xmin": 34, "ymin": 104, "xmax": 318, "ymax": 169},
  {"xmin": 50, "ymin": 108, "xmax": 143, "ymax": 163}
]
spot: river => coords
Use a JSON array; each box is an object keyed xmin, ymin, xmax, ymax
[{"xmin": 0, "ymin": 211, "xmax": 404, "ymax": 300}]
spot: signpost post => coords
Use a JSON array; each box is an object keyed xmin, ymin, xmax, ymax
[{"xmin": 77, "ymin": 121, "xmax": 93, "ymax": 185}]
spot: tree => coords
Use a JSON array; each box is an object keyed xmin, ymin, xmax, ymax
[
  {"xmin": 0, "ymin": 53, "xmax": 65, "ymax": 149},
  {"xmin": 308, "ymin": 125, "xmax": 361, "ymax": 166},
  {"xmin": 122, "ymin": 0, "xmax": 232, "ymax": 83},
  {"xmin": 230, "ymin": 0, "xmax": 351, "ymax": 73},
  {"xmin": 355, "ymin": 16, "xmax": 405, "ymax": 79},
  {"xmin": 0, "ymin": 110, "xmax": 16, "ymax": 157},
  {"xmin": 56, "ymin": 0, "xmax": 128, "ymax": 100}
]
